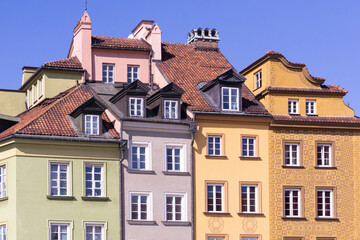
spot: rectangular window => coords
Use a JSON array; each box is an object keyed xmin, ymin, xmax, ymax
[
  {"xmin": 129, "ymin": 97, "xmax": 143, "ymax": 117},
  {"xmin": 0, "ymin": 225, "xmax": 5, "ymax": 240},
  {"xmin": 242, "ymin": 137, "xmax": 255, "ymax": 157},
  {"xmin": 85, "ymin": 224, "xmax": 104, "ymax": 240},
  {"xmin": 317, "ymin": 189, "xmax": 333, "ymax": 218},
  {"xmin": 241, "ymin": 185, "xmax": 257, "ymax": 213},
  {"xmin": 0, "ymin": 165, "xmax": 6, "ymax": 199},
  {"xmin": 284, "ymin": 189, "xmax": 301, "ymax": 217},
  {"xmin": 306, "ymin": 100, "xmax": 316, "ymax": 115},
  {"xmin": 50, "ymin": 163, "xmax": 69, "ymax": 196},
  {"xmin": 317, "ymin": 144, "xmax": 331, "ymax": 167},
  {"xmin": 208, "ymin": 237, "xmax": 225, "ymax": 240},
  {"xmin": 164, "ymin": 100, "xmax": 178, "ymax": 119},
  {"xmin": 50, "ymin": 223, "xmax": 69, "ymax": 240},
  {"xmin": 207, "ymin": 183, "xmax": 224, "ymax": 212},
  {"xmin": 166, "ymin": 146, "xmax": 184, "ymax": 171},
  {"xmin": 85, "ymin": 164, "xmax": 103, "ymax": 197},
  {"xmin": 102, "ymin": 64, "xmax": 114, "ymax": 83},
  {"xmin": 39, "ymin": 78, "xmax": 43, "ymax": 97},
  {"xmin": 34, "ymin": 83, "xmax": 38, "ymax": 101},
  {"xmin": 131, "ymin": 144, "xmax": 149, "ymax": 170},
  {"xmin": 254, "ymin": 70, "xmax": 262, "ymax": 89},
  {"xmin": 130, "ymin": 193, "xmax": 151, "ymax": 220},
  {"xmin": 288, "ymin": 100, "xmax": 298, "ymax": 114},
  {"xmin": 85, "ymin": 115, "xmax": 99, "ymax": 135},
  {"xmin": 222, "ymin": 87, "xmax": 239, "ymax": 111},
  {"xmin": 165, "ymin": 194, "xmax": 185, "ymax": 221},
  {"xmin": 29, "ymin": 89, "xmax": 33, "ymax": 106},
  {"xmin": 208, "ymin": 136, "xmax": 221, "ymax": 156},
  {"xmin": 127, "ymin": 66, "xmax": 139, "ymax": 83},
  {"xmin": 284, "ymin": 143, "xmax": 299, "ymax": 166}
]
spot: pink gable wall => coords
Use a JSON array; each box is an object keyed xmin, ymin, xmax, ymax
[{"xmin": 91, "ymin": 49, "xmax": 150, "ymax": 83}]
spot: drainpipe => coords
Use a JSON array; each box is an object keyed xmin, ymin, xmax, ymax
[
  {"xmin": 119, "ymin": 119, "xmax": 126, "ymax": 240},
  {"xmin": 190, "ymin": 114, "xmax": 197, "ymax": 240},
  {"xmin": 149, "ymin": 50, "xmax": 153, "ymax": 90}
]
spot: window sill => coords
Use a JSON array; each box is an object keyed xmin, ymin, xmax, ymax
[
  {"xmin": 315, "ymin": 217, "xmax": 339, "ymax": 221},
  {"xmin": 127, "ymin": 220, "xmax": 157, "ymax": 225},
  {"xmin": 81, "ymin": 196, "xmax": 110, "ymax": 201},
  {"xmin": 203, "ymin": 212, "xmax": 231, "ymax": 216},
  {"xmin": 126, "ymin": 169, "xmax": 156, "ymax": 175},
  {"xmin": 239, "ymin": 156, "xmax": 262, "ymax": 161},
  {"xmin": 314, "ymin": 166, "xmax": 337, "ymax": 170},
  {"xmin": 205, "ymin": 155, "xmax": 228, "ymax": 160},
  {"xmin": 282, "ymin": 165, "xmax": 305, "ymax": 169},
  {"xmin": 282, "ymin": 217, "xmax": 307, "ymax": 221},
  {"xmin": 237, "ymin": 212, "xmax": 265, "ymax": 217},
  {"xmin": 47, "ymin": 195, "xmax": 75, "ymax": 200},
  {"xmin": 0, "ymin": 197, "xmax": 8, "ymax": 202},
  {"xmin": 161, "ymin": 221, "xmax": 191, "ymax": 226},
  {"xmin": 306, "ymin": 114, "xmax": 318, "ymax": 116},
  {"xmin": 162, "ymin": 171, "xmax": 190, "ymax": 176}
]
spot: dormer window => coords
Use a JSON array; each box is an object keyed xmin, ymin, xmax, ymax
[
  {"xmin": 306, "ymin": 100, "xmax": 316, "ymax": 115},
  {"xmin": 85, "ymin": 115, "xmax": 99, "ymax": 135},
  {"xmin": 288, "ymin": 99, "xmax": 298, "ymax": 114},
  {"xmin": 164, "ymin": 100, "xmax": 178, "ymax": 119},
  {"xmin": 103, "ymin": 64, "xmax": 114, "ymax": 83},
  {"xmin": 129, "ymin": 97, "xmax": 143, "ymax": 117},
  {"xmin": 127, "ymin": 66, "xmax": 139, "ymax": 83},
  {"xmin": 254, "ymin": 70, "xmax": 262, "ymax": 89},
  {"xmin": 222, "ymin": 87, "xmax": 239, "ymax": 111}
]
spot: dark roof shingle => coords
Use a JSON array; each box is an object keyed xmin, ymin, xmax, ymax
[{"xmin": 92, "ymin": 36, "xmax": 152, "ymax": 51}]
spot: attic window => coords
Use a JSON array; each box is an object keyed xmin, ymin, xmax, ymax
[
  {"xmin": 222, "ymin": 87, "xmax": 239, "ymax": 111},
  {"xmin": 129, "ymin": 97, "xmax": 143, "ymax": 117},
  {"xmin": 164, "ymin": 100, "xmax": 178, "ymax": 119},
  {"xmin": 85, "ymin": 114, "xmax": 99, "ymax": 135},
  {"xmin": 254, "ymin": 70, "xmax": 262, "ymax": 90}
]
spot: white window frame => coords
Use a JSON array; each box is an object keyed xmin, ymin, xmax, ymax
[
  {"xmin": 284, "ymin": 143, "xmax": 299, "ymax": 166},
  {"xmin": 34, "ymin": 83, "xmax": 38, "ymax": 101},
  {"xmin": 0, "ymin": 165, "xmax": 6, "ymax": 199},
  {"xmin": 84, "ymin": 223, "xmax": 105, "ymax": 240},
  {"xmin": 50, "ymin": 223, "xmax": 70, "ymax": 240},
  {"xmin": 242, "ymin": 137, "xmax": 255, "ymax": 157},
  {"xmin": 39, "ymin": 77, "xmax": 44, "ymax": 97},
  {"xmin": 208, "ymin": 136, "xmax": 222, "ymax": 156},
  {"xmin": 288, "ymin": 99, "xmax": 298, "ymax": 114},
  {"xmin": 208, "ymin": 236, "xmax": 226, "ymax": 240},
  {"xmin": 130, "ymin": 142, "xmax": 150, "ymax": 170},
  {"xmin": 165, "ymin": 144, "xmax": 185, "ymax": 172},
  {"xmin": 317, "ymin": 189, "xmax": 333, "ymax": 218},
  {"xmin": 254, "ymin": 70, "xmax": 262, "ymax": 90},
  {"xmin": 84, "ymin": 164, "xmax": 104, "ymax": 197},
  {"xmin": 85, "ymin": 114, "xmax": 100, "ymax": 135},
  {"xmin": 242, "ymin": 238, "xmax": 259, "ymax": 240},
  {"xmin": 284, "ymin": 188, "xmax": 301, "ymax": 217},
  {"xmin": 164, "ymin": 100, "xmax": 178, "ymax": 119},
  {"xmin": 306, "ymin": 100, "xmax": 316, "ymax": 115},
  {"xmin": 164, "ymin": 193, "xmax": 187, "ymax": 221},
  {"xmin": 221, "ymin": 87, "xmax": 239, "ymax": 111},
  {"xmin": 241, "ymin": 185, "xmax": 258, "ymax": 213},
  {"xmin": 0, "ymin": 224, "xmax": 6, "ymax": 240},
  {"xmin": 129, "ymin": 192, "xmax": 152, "ymax": 221},
  {"xmin": 49, "ymin": 162, "xmax": 69, "ymax": 196},
  {"xmin": 102, "ymin": 64, "xmax": 114, "ymax": 84},
  {"xmin": 206, "ymin": 183, "xmax": 224, "ymax": 213},
  {"xmin": 317, "ymin": 144, "xmax": 332, "ymax": 167},
  {"xmin": 129, "ymin": 97, "xmax": 143, "ymax": 117},
  {"xmin": 127, "ymin": 65, "xmax": 139, "ymax": 83}
]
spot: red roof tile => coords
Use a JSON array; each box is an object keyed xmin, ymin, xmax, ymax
[
  {"xmin": 272, "ymin": 115, "xmax": 360, "ymax": 126},
  {"xmin": 0, "ymin": 85, "xmax": 119, "ymax": 140},
  {"xmin": 92, "ymin": 36, "xmax": 152, "ymax": 51},
  {"xmin": 42, "ymin": 56, "xmax": 83, "ymax": 70},
  {"xmin": 157, "ymin": 42, "xmax": 269, "ymax": 115}
]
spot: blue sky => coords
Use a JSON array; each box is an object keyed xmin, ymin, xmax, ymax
[{"xmin": 1, "ymin": 0, "xmax": 359, "ymax": 114}]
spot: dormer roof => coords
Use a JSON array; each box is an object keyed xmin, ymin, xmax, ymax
[
  {"xmin": 109, "ymin": 80, "xmax": 150, "ymax": 103},
  {"xmin": 91, "ymin": 36, "xmax": 152, "ymax": 51},
  {"xmin": 147, "ymin": 82, "xmax": 184, "ymax": 105},
  {"xmin": 199, "ymin": 68, "xmax": 246, "ymax": 92},
  {"xmin": 70, "ymin": 97, "xmax": 107, "ymax": 118}
]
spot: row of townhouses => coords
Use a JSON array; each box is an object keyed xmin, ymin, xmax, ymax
[{"xmin": 0, "ymin": 11, "xmax": 359, "ymax": 240}]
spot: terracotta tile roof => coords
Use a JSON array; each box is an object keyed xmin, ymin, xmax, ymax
[
  {"xmin": 0, "ymin": 85, "xmax": 119, "ymax": 140},
  {"xmin": 256, "ymin": 85, "xmax": 347, "ymax": 98},
  {"xmin": 272, "ymin": 115, "xmax": 360, "ymax": 126},
  {"xmin": 92, "ymin": 36, "xmax": 152, "ymax": 51},
  {"xmin": 157, "ymin": 42, "xmax": 269, "ymax": 115},
  {"xmin": 42, "ymin": 56, "xmax": 83, "ymax": 70}
]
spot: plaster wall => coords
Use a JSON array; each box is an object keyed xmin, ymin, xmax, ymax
[{"xmin": 0, "ymin": 90, "xmax": 26, "ymax": 116}]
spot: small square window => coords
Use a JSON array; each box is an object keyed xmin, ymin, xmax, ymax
[
  {"xmin": 284, "ymin": 188, "xmax": 301, "ymax": 217},
  {"xmin": 50, "ymin": 223, "xmax": 69, "ymax": 240},
  {"xmin": 254, "ymin": 70, "xmax": 262, "ymax": 90},
  {"xmin": 165, "ymin": 145, "xmax": 185, "ymax": 172},
  {"xmin": 284, "ymin": 143, "xmax": 300, "ymax": 166},
  {"xmin": 306, "ymin": 100, "xmax": 316, "ymax": 115},
  {"xmin": 164, "ymin": 100, "xmax": 178, "ymax": 119},
  {"xmin": 288, "ymin": 100, "xmax": 298, "ymax": 114},
  {"xmin": 85, "ymin": 223, "xmax": 104, "ymax": 240},
  {"xmin": 0, "ymin": 165, "xmax": 6, "ymax": 199},
  {"xmin": 131, "ymin": 144, "xmax": 150, "ymax": 170},
  {"xmin": 102, "ymin": 64, "xmax": 114, "ymax": 83},
  {"xmin": 222, "ymin": 87, "xmax": 239, "ymax": 111},
  {"xmin": 127, "ymin": 66, "xmax": 139, "ymax": 83},
  {"xmin": 317, "ymin": 189, "xmax": 334, "ymax": 218},
  {"xmin": 130, "ymin": 192, "xmax": 151, "ymax": 220},
  {"xmin": 206, "ymin": 183, "xmax": 225, "ymax": 213},
  {"xmin": 85, "ymin": 164, "xmax": 104, "ymax": 197},
  {"xmin": 207, "ymin": 136, "xmax": 222, "ymax": 156},
  {"xmin": 50, "ymin": 163, "xmax": 69, "ymax": 196},
  {"xmin": 242, "ymin": 137, "xmax": 255, "ymax": 157},
  {"xmin": 165, "ymin": 193, "xmax": 186, "ymax": 221},
  {"xmin": 85, "ymin": 115, "xmax": 100, "ymax": 135},
  {"xmin": 129, "ymin": 97, "xmax": 143, "ymax": 117}
]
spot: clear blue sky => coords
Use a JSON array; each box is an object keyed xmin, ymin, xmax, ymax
[{"xmin": 1, "ymin": 0, "xmax": 359, "ymax": 114}]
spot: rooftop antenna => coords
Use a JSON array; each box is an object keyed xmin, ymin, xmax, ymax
[{"xmin": 85, "ymin": 0, "xmax": 87, "ymax": 11}]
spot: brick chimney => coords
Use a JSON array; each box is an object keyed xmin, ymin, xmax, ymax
[{"xmin": 187, "ymin": 28, "xmax": 220, "ymax": 49}]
